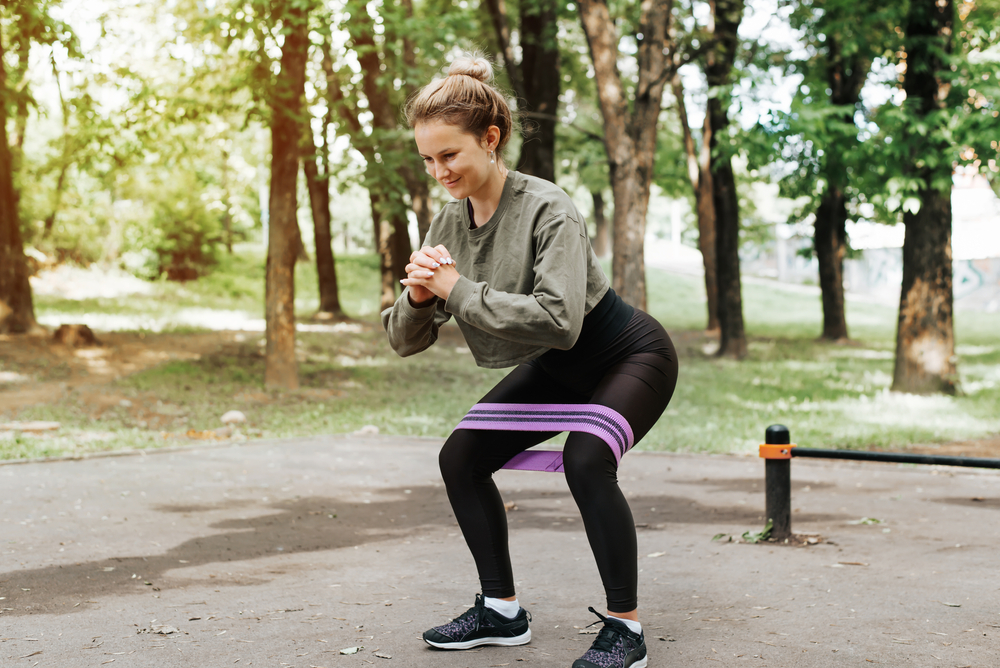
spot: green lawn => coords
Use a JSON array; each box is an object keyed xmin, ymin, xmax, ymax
[{"xmin": 4, "ymin": 251, "xmax": 998, "ymax": 460}]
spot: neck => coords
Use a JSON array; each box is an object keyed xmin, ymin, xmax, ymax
[{"xmin": 469, "ymin": 166, "xmax": 509, "ymax": 228}]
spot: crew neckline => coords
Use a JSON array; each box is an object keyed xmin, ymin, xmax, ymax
[{"xmin": 464, "ymin": 171, "xmax": 517, "ymax": 235}]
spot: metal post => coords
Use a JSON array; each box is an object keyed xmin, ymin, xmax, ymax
[{"xmin": 763, "ymin": 425, "xmax": 792, "ymax": 541}]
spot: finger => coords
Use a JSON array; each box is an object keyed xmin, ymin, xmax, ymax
[
  {"xmin": 418, "ymin": 246, "xmax": 445, "ymax": 267},
  {"xmin": 408, "ymin": 270, "xmax": 435, "ymax": 279},
  {"xmin": 409, "ymin": 253, "xmax": 439, "ymax": 270},
  {"xmin": 433, "ymin": 244, "xmax": 453, "ymax": 265}
]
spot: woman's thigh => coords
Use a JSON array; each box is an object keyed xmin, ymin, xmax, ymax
[{"xmin": 442, "ymin": 363, "xmax": 585, "ymax": 476}]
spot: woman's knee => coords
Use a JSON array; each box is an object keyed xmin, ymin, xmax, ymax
[
  {"xmin": 562, "ymin": 439, "xmax": 618, "ymax": 491},
  {"xmin": 439, "ymin": 431, "xmax": 497, "ymax": 484}
]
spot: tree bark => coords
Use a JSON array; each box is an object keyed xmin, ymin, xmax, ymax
[
  {"xmin": 892, "ymin": 0, "xmax": 957, "ymax": 394},
  {"xmin": 303, "ymin": 140, "xmax": 345, "ymax": 319},
  {"xmin": 591, "ymin": 191, "xmax": 609, "ymax": 258},
  {"xmin": 264, "ymin": 4, "xmax": 309, "ymax": 390},
  {"xmin": 482, "ymin": 0, "xmax": 525, "ymax": 101},
  {"xmin": 347, "ymin": 8, "xmax": 412, "ymax": 299},
  {"xmin": 578, "ymin": 0, "xmax": 674, "ymax": 311},
  {"xmin": 673, "ymin": 76, "xmax": 719, "ymax": 332},
  {"xmin": 0, "ymin": 31, "xmax": 36, "ymax": 334},
  {"xmin": 516, "ymin": 0, "xmax": 560, "ymax": 182},
  {"xmin": 814, "ymin": 187, "xmax": 849, "ymax": 340},
  {"xmin": 813, "ymin": 35, "xmax": 870, "ymax": 341},
  {"xmin": 706, "ymin": 0, "xmax": 747, "ymax": 358}
]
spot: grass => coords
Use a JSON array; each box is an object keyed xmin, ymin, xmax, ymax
[{"xmin": 4, "ymin": 250, "xmax": 999, "ymax": 460}]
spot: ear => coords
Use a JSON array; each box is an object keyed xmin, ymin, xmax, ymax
[{"xmin": 482, "ymin": 125, "xmax": 501, "ymax": 151}]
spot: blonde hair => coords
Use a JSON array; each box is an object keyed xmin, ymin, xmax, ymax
[{"xmin": 404, "ymin": 53, "xmax": 516, "ymax": 155}]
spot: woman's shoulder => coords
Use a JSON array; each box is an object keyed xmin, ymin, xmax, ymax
[{"xmin": 509, "ymin": 172, "xmax": 586, "ymax": 228}]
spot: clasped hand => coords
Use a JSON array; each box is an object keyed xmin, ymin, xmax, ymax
[{"xmin": 401, "ymin": 244, "xmax": 460, "ymax": 306}]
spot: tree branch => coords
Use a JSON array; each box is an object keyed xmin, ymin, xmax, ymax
[{"xmin": 481, "ymin": 0, "xmax": 525, "ymax": 101}]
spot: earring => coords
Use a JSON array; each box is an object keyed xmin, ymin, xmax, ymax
[{"xmin": 489, "ymin": 151, "xmax": 495, "ymax": 164}]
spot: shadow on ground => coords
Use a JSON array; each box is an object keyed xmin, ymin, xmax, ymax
[{"xmin": 0, "ymin": 480, "xmax": 850, "ymax": 617}]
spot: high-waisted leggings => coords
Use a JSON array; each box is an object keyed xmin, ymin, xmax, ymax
[{"xmin": 438, "ymin": 310, "xmax": 678, "ymax": 613}]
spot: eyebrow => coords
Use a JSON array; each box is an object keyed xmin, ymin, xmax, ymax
[{"xmin": 418, "ymin": 147, "xmax": 460, "ymax": 158}]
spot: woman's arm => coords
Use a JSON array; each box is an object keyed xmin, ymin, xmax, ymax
[
  {"xmin": 445, "ymin": 214, "xmax": 591, "ymax": 350},
  {"xmin": 382, "ymin": 244, "xmax": 458, "ymax": 357}
]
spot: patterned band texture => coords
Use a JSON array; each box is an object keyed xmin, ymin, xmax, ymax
[{"xmin": 453, "ymin": 403, "xmax": 635, "ymax": 473}]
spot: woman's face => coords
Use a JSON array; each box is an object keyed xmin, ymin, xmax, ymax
[{"xmin": 414, "ymin": 120, "xmax": 499, "ymax": 201}]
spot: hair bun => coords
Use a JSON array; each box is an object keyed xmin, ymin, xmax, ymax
[{"xmin": 447, "ymin": 54, "xmax": 493, "ymax": 83}]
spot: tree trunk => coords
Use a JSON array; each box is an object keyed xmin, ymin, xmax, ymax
[
  {"xmin": 706, "ymin": 0, "xmax": 747, "ymax": 358},
  {"xmin": 814, "ymin": 187, "xmax": 849, "ymax": 340},
  {"xmin": 591, "ymin": 191, "xmax": 609, "ymax": 258},
  {"xmin": 517, "ymin": 0, "xmax": 560, "ymax": 182},
  {"xmin": 0, "ymin": 32, "xmax": 36, "ymax": 335},
  {"xmin": 264, "ymin": 4, "xmax": 309, "ymax": 390},
  {"xmin": 399, "ymin": 0, "xmax": 434, "ymax": 244},
  {"xmin": 578, "ymin": 0, "xmax": 674, "ymax": 311},
  {"xmin": 44, "ymin": 56, "xmax": 71, "ymax": 239},
  {"xmin": 221, "ymin": 147, "xmax": 233, "ymax": 253},
  {"xmin": 813, "ymin": 34, "xmax": 870, "ymax": 342},
  {"xmin": 406, "ymin": 171, "xmax": 433, "ymax": 245},
  {"xmin": 482, "ymin": 0, "xmax": 525, "ymax": 101},
  {"xmin": 673, "ymin": 76, "xmax": 719, "ymax": 332},
  {"xmin": 350, "ymin": 7, "xmax": 412, "ymax": 305},
  {"xmin": 891, "ymin": 0, "xmax": 957, "ymax": 394},
  {"xmin": 303, "ymin": 145, "xmax": 345, "ymax": 318}
]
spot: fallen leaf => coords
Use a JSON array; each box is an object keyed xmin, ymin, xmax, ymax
[
  {"xmin": 838, "ymin": 561, "xmax": 869, "ymax": 567},
  {"xmin": 646, "ymin": 551, "xmax": 666, "ymax": 558},
  {"xmin": 374, "ymin": 651, "xmax": 392, "ymax": 659},
  {"xmin": 340, "ymin": 647, "xmax": 362, "ymax": 655},
  {"xmin": 941, "ymin": 602, "xmax": 962, "ymax": 608}
]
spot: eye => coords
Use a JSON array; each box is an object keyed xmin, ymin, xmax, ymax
[{"xmin": 444, "ymin": 153, "xmax": 456, "ymax": 160}]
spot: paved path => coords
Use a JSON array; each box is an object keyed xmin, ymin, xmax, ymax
[{"xmin": 2, "ymin": 435, "xmax": 999, "ymax": 667}]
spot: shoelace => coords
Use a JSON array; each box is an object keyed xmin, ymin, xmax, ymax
[
  {"xmin": 450, "ymin": 593, "xmax": 488, "ymax": 632},
  {"xmin": 584, "ymin": 607, "xmax": 632, "ymax": 653}
]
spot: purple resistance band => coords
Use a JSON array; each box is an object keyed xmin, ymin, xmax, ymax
[{"xmin": 453, "ymin": 403, "xmax": 635, "ymax": 473}]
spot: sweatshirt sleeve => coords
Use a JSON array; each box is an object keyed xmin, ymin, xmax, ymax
[
  {"xmin": 444, "ymin": 214, "xmax": 587, "ymax": 350},
  {"xmin": 381, "ymin": 288, "xmax": 452, "ymax": 357}
]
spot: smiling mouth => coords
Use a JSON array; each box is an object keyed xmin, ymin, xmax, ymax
[{"xmin": 444, "ymin": 178, "xmax": 460, "ymax": 187}]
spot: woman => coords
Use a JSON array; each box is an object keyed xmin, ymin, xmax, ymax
[{"xmin": 381, "ymin": 54, "xmax": 677, "ymax": 668}]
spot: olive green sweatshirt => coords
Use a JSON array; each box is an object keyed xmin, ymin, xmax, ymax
[{"xmin": 381, "ymin": 171, "xmax": 610, "ymax": 369}]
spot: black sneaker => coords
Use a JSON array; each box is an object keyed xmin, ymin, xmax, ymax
[
  {"xmin": 572, "ymin": 607, "xmax": 647, "ymax": 668},
  {"xmin": 423, "ymin": 594, "xmax": 532, "ymax": 650}
]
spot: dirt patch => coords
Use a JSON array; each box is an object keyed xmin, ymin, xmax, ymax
[
  {"xmin": 0, "ymin": 330, "xmax": 235, "ymax": 415},
  {"xmin": 901, "ymin": 436, "xmax": 1000, "ymax": 459}
]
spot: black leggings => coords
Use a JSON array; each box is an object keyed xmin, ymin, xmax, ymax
[{"xmin": 439, "ymin": 310, "xmax": 678, "ymax": 613}]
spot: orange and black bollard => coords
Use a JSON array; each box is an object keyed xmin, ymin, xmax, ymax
[{"xmin": 759, "ymin": 424, "xmax": 795, "ymax": 541}]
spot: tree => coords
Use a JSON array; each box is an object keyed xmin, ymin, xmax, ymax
[
  {"xmin": 264, "ymin": 1, "xmax": 310, "ymax": 390},
  {"xmin": 326, "ymin": 0, "xmax": 448, "ymax": 310},
  {"xmin": 302, "ymin": 112, "xmax": 346, "ymax": 320},
  {"xmin": 0, "ymin": 0, "xmax": 76, "ymax": 333},
  {"xmin": 672, "ymin": 74, "xmax": 719, "ymax": 332},
  {"xmin": 483, "ymin": 0, "xmax": 561, "ymax": 181},
  {"xmin": 577, "ymin": 0, "xmax": 676, "ymax": 311},
  {"xmin": 0, "ymin": 26, "xmax": 35, "ymax": 334},
  {"xmin": 705, "ymin": 0, "xmax": 747, "ymax": 358},
  {"xmin": 891, "ymin": 0, "xmax": 957, "ymax": 394},
  {"xmin": 772, "ymin": 0, "xmax": 895, "ymax": 342}
]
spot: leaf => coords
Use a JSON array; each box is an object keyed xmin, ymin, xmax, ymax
[
  {"xmin": 847, "ymin": 517, "xmax": 884, "ymax": 525},
  {"xmin": 901, "ymin": 197, "xmax": 921, "ymax": 214},
  {"xmin": 340, "ymin": 646, "xmax": 362, "ymax": 655},
  {"xmin": 742, "ymin": 518, "xmax": 773, "ymax": 544}
]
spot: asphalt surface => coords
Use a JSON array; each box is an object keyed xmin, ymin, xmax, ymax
[{"xmin": 2, "ymin": 435, "xmax": 999, "ymax": 667}]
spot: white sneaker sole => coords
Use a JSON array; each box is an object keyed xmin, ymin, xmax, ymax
[
  {"xmin": 629, "ymin": 656, "xmax": 648, "ymax": 668},
  {"xmin": 425, "ymin": 628, "xmax": 531, "ymax": 650}
]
